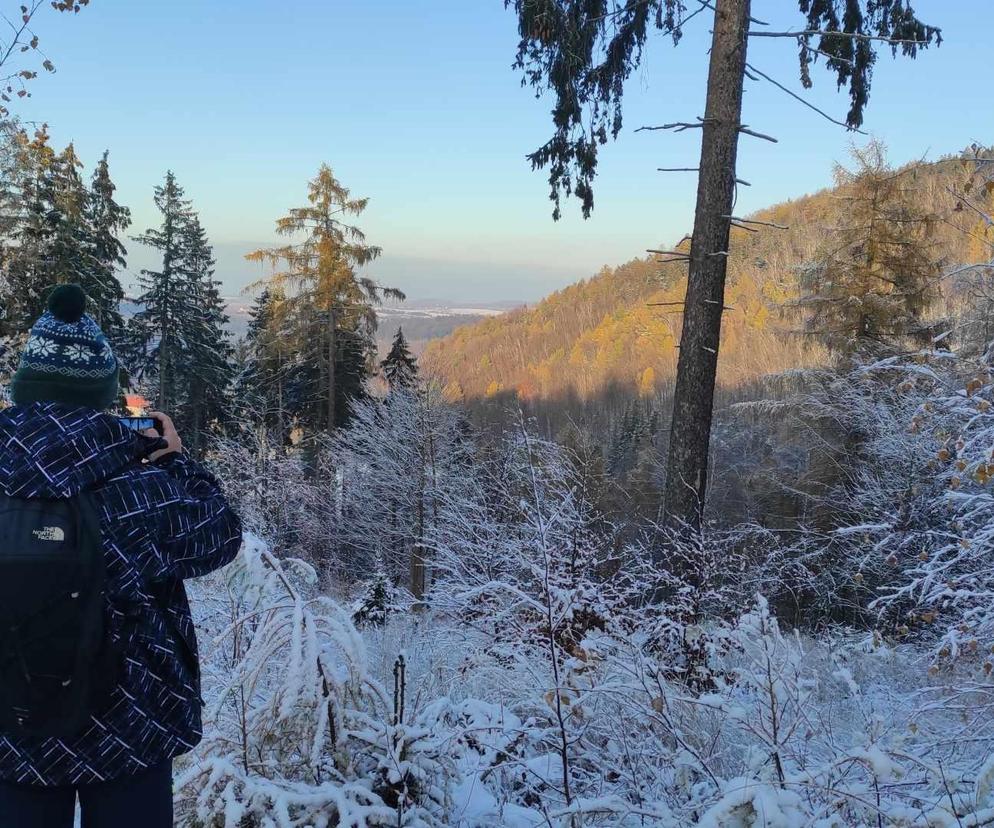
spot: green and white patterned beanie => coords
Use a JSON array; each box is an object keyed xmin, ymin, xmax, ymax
[{"xmin": 10, "ymin": 284, "xmax": 120, "ymax": 410}]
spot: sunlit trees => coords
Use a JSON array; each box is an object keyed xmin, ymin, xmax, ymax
[
  {"xmin": 248, "ymin": 165, "xmax": 403, "ymax": 431},
  {"xmin": 0, "ymin": 129, "xmax": 129, "ymax": 337},
  {"xmin": 503, "ymin": 0, "xmax": 940, "ymax": 529},
  {"xmin": 795, "ymin": 142, "xmax": 945, "ymax": 357}
]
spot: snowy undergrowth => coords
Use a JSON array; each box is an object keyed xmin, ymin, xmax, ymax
[
  {"xmin": 178, "ymin": 369, "xmax": 994, "ymax": 826},
  {"xmin": 176, "ymin": 536, "xmax": 994, "ymax": 827}
]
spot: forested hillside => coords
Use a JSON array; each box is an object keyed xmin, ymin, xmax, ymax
[
  {"xmin": 7, "ymin": 3, "xmax": 994, "ymax": 826},
  {"xmin": 425, "ymin": 152, "xmax": 985, "ymax": 407}
]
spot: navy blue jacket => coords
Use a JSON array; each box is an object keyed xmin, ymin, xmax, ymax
[{"xmin": 0, "ymin": 403, "xmax": 241, "ymax": 786}]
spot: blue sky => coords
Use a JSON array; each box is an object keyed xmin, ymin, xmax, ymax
[{"xmin": 13, "ymin": 0, "xmax": 992, "ymax": 302}]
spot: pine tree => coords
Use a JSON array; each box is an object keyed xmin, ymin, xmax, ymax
[
  {"xmin": 130, "ymin": 171, "xmax": 197, "ymax": 411},
  {"xmin": 5, "ymin": 125, "xmax": 59, "ymax": 329},
  {"xmin": 380, "ymin": 327, "xmax": 418, "ymax": 391},
  {"xmin": 130, "ymin": 172, "xmax": 231, "ymax": 440},
  {"xmin": 45, "ymin": 143, "xmax": 90, "ymax": 284},
  {"xmin": 85, "ymin": 150, "xmax": 130, "ymax": 345},
  {"xmin": 176, "ymin": 215, "xmax": 233, "ymax": 452},
  {"xmin": 795, "ymin": 142, "xmax": 944, "ymax": 356},
  {"xmin": 248, "ymin": 165, "xmax": 404, "ymax": 432}
]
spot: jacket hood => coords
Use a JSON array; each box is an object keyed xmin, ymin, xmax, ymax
[{"xmin": 0, "ymin": 402, "xmax": 161, "ymax": 499}]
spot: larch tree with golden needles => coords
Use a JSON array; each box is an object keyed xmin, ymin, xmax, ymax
[
  {"xmin": 795, "ymin": 142, "xmax": 944, "ymax": 357},
  {"xmin": 248, "ymin": 165, "xmax": 404, "ymax": 432}
]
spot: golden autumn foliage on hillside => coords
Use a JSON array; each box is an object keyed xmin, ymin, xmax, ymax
[{"xmin": 423, "ymin": 151, "xmax": 990, "ymax": 404}]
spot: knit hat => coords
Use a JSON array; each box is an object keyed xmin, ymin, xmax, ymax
[{"xmin": 10, "ymin": 284, "xmax": 120, "ymax": 410}]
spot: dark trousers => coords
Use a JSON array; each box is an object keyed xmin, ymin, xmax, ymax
[{"xmin": 0, "ymin": 760, "xmax": 172, "ymax": 828}]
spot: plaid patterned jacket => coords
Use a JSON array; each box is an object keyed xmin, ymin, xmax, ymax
[{"xmin": 0, "ymin": 403, "xmax": 242, "ymax": 786}]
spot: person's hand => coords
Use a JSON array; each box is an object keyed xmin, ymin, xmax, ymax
[{"xmin": 144, "ymin": 411, "xmax": 183, "ymax": 462}]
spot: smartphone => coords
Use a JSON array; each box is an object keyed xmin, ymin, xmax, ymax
[{"xmin": 118, "ymin": 416, "xmax": 159, "ymax": 433}]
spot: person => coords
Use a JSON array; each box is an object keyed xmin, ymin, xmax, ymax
[{"xmin": 0, "ymin": 284, "xmax": 242, "ymax": 827}]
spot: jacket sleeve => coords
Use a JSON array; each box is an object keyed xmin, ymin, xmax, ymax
[{"xmin": 144, "ymin": 452, "xmax": 243, "ymax": 581}]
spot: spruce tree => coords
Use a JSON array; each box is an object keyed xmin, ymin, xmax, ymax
[
  {"xmin": 46, "ymin": 143, "xmax": 91, "ymax": 286},
  {"xmin": 5, "ymin": 125, "xmax": 59, "ymax": 328},
  {"xmin": 177, "ymin": 215, "xmax": 233, "ymax": 451},
  {"xmin": 380, "ymin": 327, "xmax": 418, "ymax": 391},
  {"xmin": 85, "ymin": 150, "xmax": 130, "ymax": 345},
  {"xmin": 235, "ymin": 288, "xmax": 279, "ymax": 423},
  {"xmin": 0, "ymin": 134, "xmax": 130, "ymax": 340},
  {"xmin": 130, "ymin": 171, "xmax": 196, "ymax": 410},
  {"xmin": 130, "ymin": 171, "xmax": 231, "ymax": 438},
  {"xmin": 236, "ymin": 287, "xmax": 310, "ymax": 432}
]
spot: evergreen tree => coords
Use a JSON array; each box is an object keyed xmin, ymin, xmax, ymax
[
  {"xmin": 176, "ymin": 215, "xmax": 233, "ymax": 452},
  {"xmin": 5, "ymin": 125, "xmax": 59, "ymax": 329},
  {"xmin": 795, "ymin": 143, "xmax": 944, "ymax": 356},
  {"xmin": 351, "ymin": 554, "xmax": 406, "ymax": 627},
  {"xmin": 130, "ymin": 171, "xmax": 196, "ymax": 410},
  {"xmin": 130, "ymin": 172, "xmax": 232, "ymax": 442},
  {"xmin": 85, "ymin": 150, "xmax": 130, "ymax": 345},
  {"xmin": 46, "ymin": 143, "xmax": 90, "ymax": 284},
  {"xmin": 0, "ymin": 132, "xmax": 130, "ymax": 342},
  {"xmin": 380, "ymin": 327, "xmax": 418, "ymax": 391},
  {"xmin": 248, "ymin": 164, "xmax": 404, "ymax": 431},
  {"xmin": 235, "ymin": 288, "xmax": 279, "ymax": 424}
]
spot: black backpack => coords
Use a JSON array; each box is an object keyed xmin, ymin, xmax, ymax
[{"xmin": 0, "ymin": 491, "xmax": 119, "ymax": 739}]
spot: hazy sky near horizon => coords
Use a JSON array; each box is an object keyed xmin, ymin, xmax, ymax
[{"xmin": 14, "ymin": 0, "xmax": 994, "ymax": 302}]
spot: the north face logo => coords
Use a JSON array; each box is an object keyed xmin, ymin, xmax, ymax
[{"xmin": 32, "ymin": 526, "xmax": 65, "ymax": 542}]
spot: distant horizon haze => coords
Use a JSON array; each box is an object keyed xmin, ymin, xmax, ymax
[{"xmin": 14, "ymin": 0, "xmax": 991, "ymax": 304}]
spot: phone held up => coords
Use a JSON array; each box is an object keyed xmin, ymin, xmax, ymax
[{"xmin": 118, "ymin": 416, "xmax": 161, "ymax": 434}]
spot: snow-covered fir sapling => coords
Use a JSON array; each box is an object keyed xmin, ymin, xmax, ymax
[{"xmin": 352, "ymin": 554, "xmax": 410, "ymax": 628}]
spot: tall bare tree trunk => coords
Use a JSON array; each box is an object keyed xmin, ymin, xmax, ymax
[
  {"xmin": 662, "ymin": 0, "xmax": 750, "ymax": 532},
  {"xmin": 327, "ymin": 303, "xmax": 337, "ymax": 432}
]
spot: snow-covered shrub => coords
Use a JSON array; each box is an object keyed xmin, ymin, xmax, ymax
[
  {"xmin": 208, "ymin": 428, "xmax": 310, "ymax": 553},
  {"xmin": 723, "ymin": 344, "xmax": 994, "ymax": 669},
  {"xmin": 865, "ymin": 345, "xmax": 994, "ymax": 668},
  {"xmin": 302, "ymin": 385, "xmax": 472, "ymax": 592},
  {"xmin": 177, "ymin": 535, "xmax": 455, "ymax": 827},
  {"xmin": 428, "ymin": 423, "xmax": 637, "ymax": 819}
]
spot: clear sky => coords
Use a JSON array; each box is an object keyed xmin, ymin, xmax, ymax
[{"xmin": 12, "ymin": 0, "xmax": 993, "ymax": 302}]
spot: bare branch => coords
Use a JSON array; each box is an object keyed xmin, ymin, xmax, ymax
[
  {"xmin": 637, "ymin": 121, "xmax": 708, "ymax": 133},
  {"xmin": 646, "ymin": 249, "xmax": 690, "ymax": 257},
  {"xmin": 749, "ymin": 29, "xmax": 931, "ymax": 47},
  {"xmin": 746, "ymin": 62, "xmax": 865, "ymax": 134},
  {"xmin": 738, "ymin": 125, "xmax": 778, "ymax": 143},
  {"xmin": 723, "ymin": 214, "xmax": 790, "ymax": 230},
  {"xmin": 729, "ymin": 221, "xmax": 759, "ymax": 233}
]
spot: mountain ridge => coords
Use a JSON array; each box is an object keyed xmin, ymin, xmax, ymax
[{"xmin": 423, "ymin": 152, "xmax": 982, "ymax": 405}]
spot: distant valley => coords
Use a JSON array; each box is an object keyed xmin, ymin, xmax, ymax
[{"xmin": 221, "ymin": 297, "xmax": 520, "ymax": 353}]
